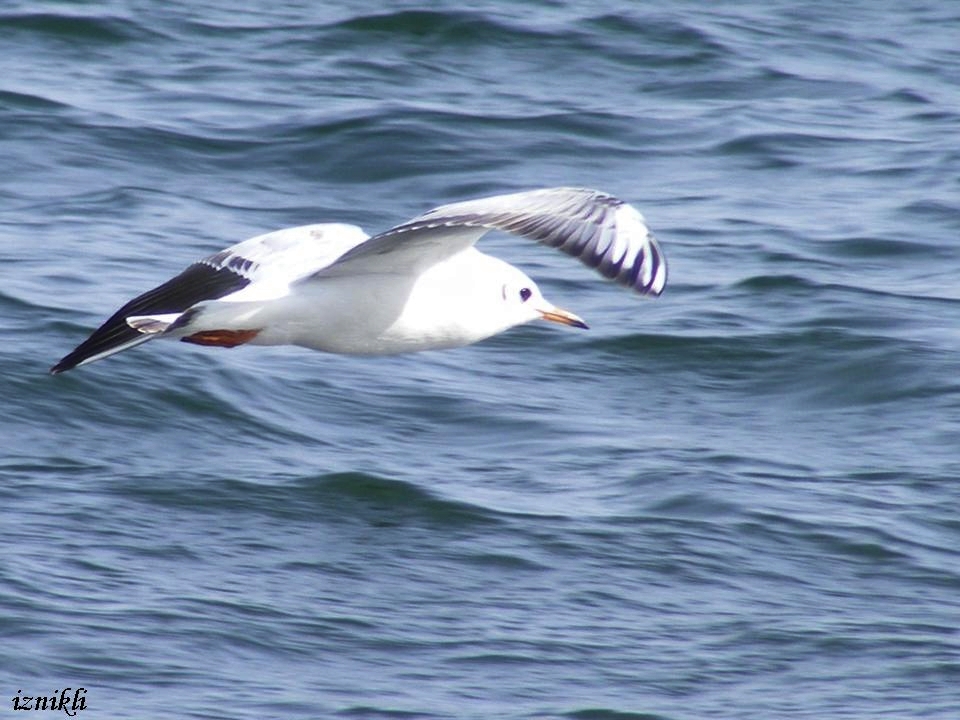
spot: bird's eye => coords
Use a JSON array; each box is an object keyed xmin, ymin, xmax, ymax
[{"xmin": 519, "ymin": 287, "xmax": 532, "ymax": 302}]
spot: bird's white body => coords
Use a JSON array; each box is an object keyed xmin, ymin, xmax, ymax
[
  {"xmin": 51, "ymin": 188, "xmax": 667, "ymax": 374},
  {"xmin": 187, "ymin": 248, "xmax": 530, "ymax": 354}
]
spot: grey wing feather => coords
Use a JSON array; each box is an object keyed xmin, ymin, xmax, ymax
[{"xmin": 319, "ymin": 187, "xmax": 666, "ymax": 296}]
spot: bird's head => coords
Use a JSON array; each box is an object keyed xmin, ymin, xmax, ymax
[
  {"xmin": 399, "ymin": 251, "xmax": 588, "ymax": 351},
  {"xmin": 493, "ymin": 261, "xmax": 588, "ymax": 333}
]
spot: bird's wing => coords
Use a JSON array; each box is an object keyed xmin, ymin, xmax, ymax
[
  {"xmin": 50, "ymin": 223, "xmax": 368, "ymax": 373},
  {"xmin": 197, "ymin": 223, "xmax": 369, "ymax": 303},
  {"xmin": 314, "ymin": 187, "xmax": 666, "ymax": 296}
]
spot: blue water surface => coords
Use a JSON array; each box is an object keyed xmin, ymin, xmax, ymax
[{"xmin": 2, "ymin": 2, "xmax": 959, "ymax": 718}]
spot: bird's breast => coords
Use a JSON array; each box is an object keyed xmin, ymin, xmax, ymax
[{"xmin": 253, "ymin": 270, "xmax": 492, "ymax": 355}]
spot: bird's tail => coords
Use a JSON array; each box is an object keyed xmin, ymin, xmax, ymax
[{"xmin": 126, "ymin": 314, "xmax": 180, "ymax": 334}]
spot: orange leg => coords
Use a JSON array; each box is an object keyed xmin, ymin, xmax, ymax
[{"xmin": 181, "ymin": 329, "xmax": 261, "ymax": 348}]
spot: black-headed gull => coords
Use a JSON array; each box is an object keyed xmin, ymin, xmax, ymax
[{"xmin": 51, "ymin": 187, "xmax": 666, "ymax": 374}]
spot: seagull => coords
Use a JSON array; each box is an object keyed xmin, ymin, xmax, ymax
[{"xmin": 50, "ymin": 187, "xmax": 666, "ymax": 375}]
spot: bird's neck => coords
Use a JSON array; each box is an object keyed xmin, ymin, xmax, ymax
[{"xmin": 385, "ymin": 249, "xmax": 518, "ymax": 351}]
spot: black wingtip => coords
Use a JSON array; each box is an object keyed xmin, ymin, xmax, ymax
[
  {"xmin": 49, "ymin": 359, "xmax": 76, "ymax": 375},
  {"xmin": 49, "ymin": 352, "xmax": 81, "ymax": 375},
  {"xmin": 47, "ymin": 259, "xmax": 253, "ymax": 376}
]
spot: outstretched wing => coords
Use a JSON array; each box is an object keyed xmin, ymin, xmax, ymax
[
  {"xmin": 49, "ymin": 258, "xmax": 253, "ymax": 374},
  {"xmin": 317, "ymin": 187, "xmax": 667, "ymax": 296},
  {"xmin": 50, "ymin": 223, "xmax": 368, "ymax": 374}
]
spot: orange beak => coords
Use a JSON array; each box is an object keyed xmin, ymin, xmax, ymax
[{"xmin": 539, "ymin": 306, "xmax": 589, "ymax": 330}]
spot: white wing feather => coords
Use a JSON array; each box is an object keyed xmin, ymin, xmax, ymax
[
  {"xmin": 315, "ymin": 188, "xmax": 666, "ymax": 296},
  {"xmin": 204, "ymin": 222, "xmax": 369, "ymax": 302}
]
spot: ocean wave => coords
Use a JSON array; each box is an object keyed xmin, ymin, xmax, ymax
[
  {"xmin": 0, "ymin": 11, "xmax": 159, "ymax": 43},
  {"xmin": 110, "ymin": 471, "xmax": 503, "ymax": 528},
  {"xmin": 588, "ymin": 322, "xmax": 951, "ymax": 408},
  {"xmin": 564, "ymin": 710, "xmax": 671, "ymax": 720}
]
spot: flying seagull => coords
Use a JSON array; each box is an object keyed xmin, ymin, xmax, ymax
[{"xmin": 50, "ymin": 187, "xmax": 666, "ymax": 374}]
